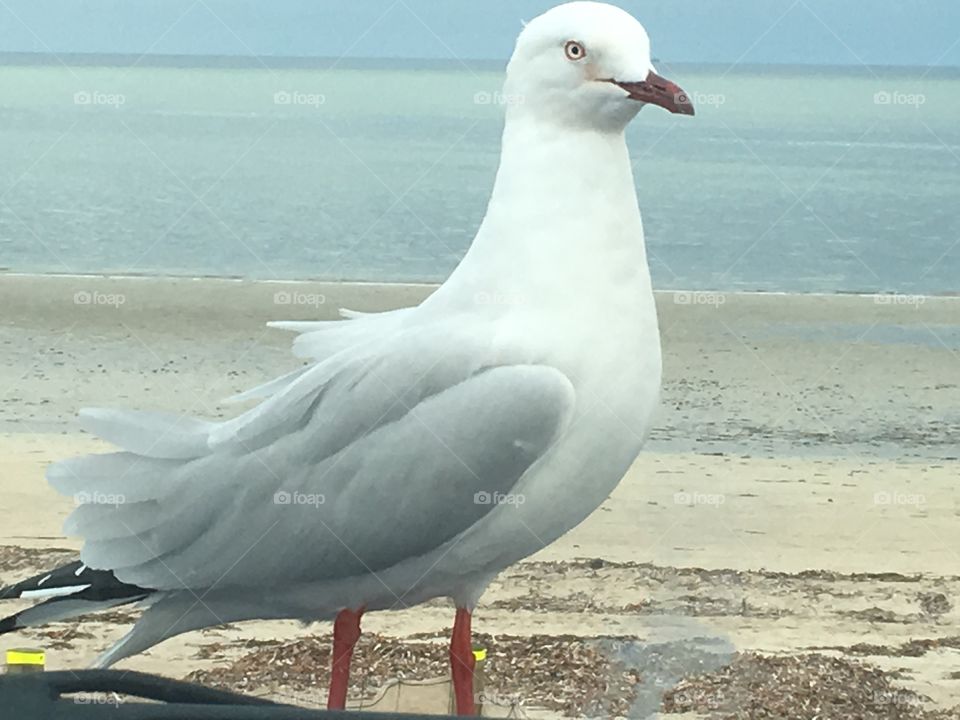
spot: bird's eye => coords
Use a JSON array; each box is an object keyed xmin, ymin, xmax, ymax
[{"xmin": 564, "ymin": 41, "xmax": 586, "ymax": 61}]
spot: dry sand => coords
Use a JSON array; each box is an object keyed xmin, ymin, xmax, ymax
[{"xmin": 0, "ymin": 275, "xmax": 958, "ymax": 717}]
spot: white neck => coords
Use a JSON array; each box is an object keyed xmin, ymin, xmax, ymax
[{"xmin": 440, "ymin": 111, "xmax": 654, "ymax": 310}]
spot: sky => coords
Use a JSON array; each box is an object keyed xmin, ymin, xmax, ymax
[{"xmin": 1, "ymin": 1, "xmax": 959, "ymax": 67}]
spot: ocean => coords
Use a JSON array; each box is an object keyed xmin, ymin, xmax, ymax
[{"xmin": 1, "ymin": 58, "xmax": 958, "ymax": 294}]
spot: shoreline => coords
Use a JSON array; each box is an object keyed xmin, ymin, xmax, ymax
[
  {"xmin": 2, "ymin": 271, "xmax": 958, "ymax": 300},
  {"xmin": 1, "ymin": 273, "xmax": 958, "ymax": 458}
]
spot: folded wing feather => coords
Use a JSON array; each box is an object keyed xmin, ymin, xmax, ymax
[{"xmin": 50, "ymin": 325, "xmax": 575, "ymax": 594}]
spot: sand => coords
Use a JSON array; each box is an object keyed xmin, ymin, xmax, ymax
[
  {"xmin": 1, "ymin": 275, "xmax": 957, "ymax": 456},
  {"xmin": 0, "ymin": 275, "xmax": 958, "ymax": 717}
]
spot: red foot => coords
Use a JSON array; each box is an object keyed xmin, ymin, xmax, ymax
[
  {"xmin": 327, "ymin": 607, "xmax": 364, "ymax": 710},
  {"xmin": 450, "ymin": 607, "xmax": 476, "ymax": 716}
]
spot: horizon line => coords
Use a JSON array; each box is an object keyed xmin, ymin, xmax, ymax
[{"xmin": 1, "ymin": 51, "xmax": 959, "ymax": 73}]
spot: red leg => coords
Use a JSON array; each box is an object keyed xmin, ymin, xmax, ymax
[
  {"xmin": 327, "ymin": 607, "xmax": 363, "ymax": 710},
  {"xmin": 450, "ymin": 607, "xmax": 476, "ymax": 716}
]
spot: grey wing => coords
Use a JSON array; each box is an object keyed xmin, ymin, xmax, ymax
[{"xmin": 49, "ymin": 334, "xmax": 575, "ymax": 592}]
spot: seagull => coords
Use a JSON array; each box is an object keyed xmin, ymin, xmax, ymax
[{"xmin": 0, "ymin": 2, "xmax": 692, "ymax": 714}]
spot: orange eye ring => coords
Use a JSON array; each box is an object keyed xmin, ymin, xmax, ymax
[{"xmin": 564, "ymin": 40, "xmax": 586, "ymax": 61}]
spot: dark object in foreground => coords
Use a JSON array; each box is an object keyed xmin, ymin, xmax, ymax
[{"xmin": 0, "ymin": 669, "xmax": 467, "ymax": 719}]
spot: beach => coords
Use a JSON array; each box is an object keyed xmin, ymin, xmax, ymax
[{"xmin": 1, "ymin": 275, "xmax": 959, "ymax": 717}]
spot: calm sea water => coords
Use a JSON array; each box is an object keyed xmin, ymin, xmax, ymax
[{"xmin": 1, "ymin": 60, "xmax": 958, "ymax": 293}]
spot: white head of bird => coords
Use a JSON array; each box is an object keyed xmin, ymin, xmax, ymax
[{"xmin": 504, "ymin": 1, "xmax": 694, "ymax": 132}]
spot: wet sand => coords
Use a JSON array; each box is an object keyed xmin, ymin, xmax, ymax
[{"xmin": 1, "ymin": 275, "xmax": 957, "ymax": 457}]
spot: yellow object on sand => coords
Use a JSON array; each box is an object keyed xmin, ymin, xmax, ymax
[{"xmin": 6, "ymin": 648, "xmax": 45, "ymax": 672}]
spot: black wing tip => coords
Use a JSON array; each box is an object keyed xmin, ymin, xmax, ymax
[
  {"xmin": 0, "ymin": 557, "xmax": 154, "ymax": 636},
  {"xmin": 2, "ymin": 559, "xmax": 154, "ymax": 604}
]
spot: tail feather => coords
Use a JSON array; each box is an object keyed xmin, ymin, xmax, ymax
[
  {"xmin": 78, "ymin": 408, "xmax": 214, "ymax": 460},
  {"xmin": 1, "ymin": 597, "xmax": 138, "ymax": 635},
  {"xmin": 1, "ymin": 560, "xmax": 153, "ymax": 635}
]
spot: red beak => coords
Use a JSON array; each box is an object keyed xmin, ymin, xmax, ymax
[{"xmin": 607, "ymin": 70, "xmax": 695, "ymax": 116}]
